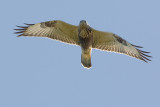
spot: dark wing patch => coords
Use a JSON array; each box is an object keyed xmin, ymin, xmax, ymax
[
  {"xmin": 40, "ymin": 21, "xmax": 57, "ymax": 28},
  {"xmin": 113, "ymin": 34, "xmax": 127, "ymax": 46}
]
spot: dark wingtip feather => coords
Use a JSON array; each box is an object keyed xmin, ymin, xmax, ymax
[
  {"xmin": 139, "ymin": 51, "xmax": 152, "ymax": 58},
  {"xmin": 131, "ymin": 44, "xmax": 143, "ymax": 48},
  {"xmin": 17, "ymin": 34, "xmax": 23, "ymax": 37},
  {"xmin": 140, "ymin": 57, "xmax": 148, "ymax": 63},
  {"xmin": 14, "ymin": 29, "xmax": 25, "ymax": 31},
  {"xmin": 132, "ymin": 43, "xmax": 152, "ymax": 63},
  {"xmin": 24, "ymin": 23, "xmax": 34, "ymax": 26},
  {"xmin": 137, "ymin": 49, "xmax": 150, "ymax": 53},
  {"xmin": 16, "ymin": 25, "xmax": 28, "ymax": 29},
  {"xmin": 14, "ymin": 31, "xmax": 24, "ymax": 34}
]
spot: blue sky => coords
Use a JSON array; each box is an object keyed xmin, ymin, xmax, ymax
[{"xmin": 0, "ymin": 0, "xmax": 160, "ymax": 107}]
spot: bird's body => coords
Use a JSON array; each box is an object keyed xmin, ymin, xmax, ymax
[
  {"xmin": 78, "ymin": 20, "xmax": 93, "ymax": 68},
  {"xmin": 15, "ymin": 20, "xmax": 151, "ymax": 69}
]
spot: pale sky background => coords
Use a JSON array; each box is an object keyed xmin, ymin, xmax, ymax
[{"xmin": 0, "ymin": 0, "xmax": 160, "ymax": 107}]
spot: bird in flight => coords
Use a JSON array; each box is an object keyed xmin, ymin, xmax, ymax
[{"xmin": 14, "ymin": 20, "xmax": 151, "ymax": 68}]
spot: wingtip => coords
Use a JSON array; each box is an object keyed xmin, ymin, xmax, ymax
[
  {"xmin": 17, "ymin": 34, "xmax": 23, "ymax": 37},
  {"xmin": 131, "ymin": 43, "xmax": 152, "ymax": 63},
  {"xmin": 131, "ymin": 44, "xmax": 143, "ymax": 48},
  {"xmin": 24, "ymin": 23, "xmax": 34, "ymax": 26},
  {"xmin": 140, "ymin": 54, "xmax": 152, "ymax": 63}
]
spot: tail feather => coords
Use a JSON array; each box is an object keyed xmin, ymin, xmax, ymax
[{"xmin": 81, "ymin": 53, "xmax": 91, "ymax": 68}]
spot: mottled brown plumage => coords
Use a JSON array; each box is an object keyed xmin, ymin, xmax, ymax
[
  {"xmin": 14, "ymin": 20, "xmax": 151, "ymax": 68},
  {"xmin": 78, "ymin": 20, "xmax": 93, "ymax": 68}
]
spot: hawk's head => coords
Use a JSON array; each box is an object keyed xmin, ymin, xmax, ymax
[{"xmin": 79, "ymin": 20, "xmax": 89, "ymax": 28}]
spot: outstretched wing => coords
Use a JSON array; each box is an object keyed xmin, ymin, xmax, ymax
[
  {"xmin": 14, "ymin": 20, "xmax": 80, "ymax": 45},
  {"xmin": 92, "ymin": 29, "xmax": 151, "ymax": 62}
]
